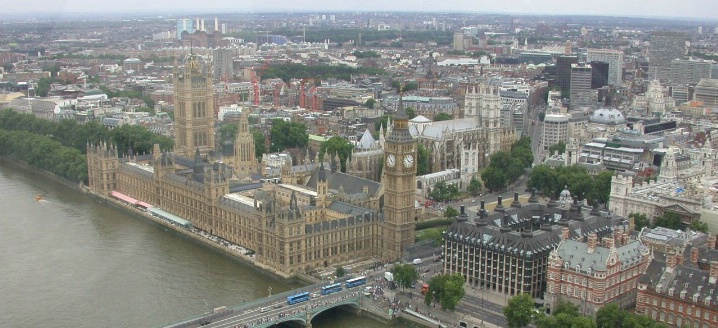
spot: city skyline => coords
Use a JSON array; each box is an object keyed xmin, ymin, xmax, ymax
[{"xmin": 5, "ymin": 0, "xmax": 718, "ymax": 21}]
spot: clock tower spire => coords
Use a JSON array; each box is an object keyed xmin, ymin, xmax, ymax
[{"xmin": 381, "ymin": 91, "xmax": 417, "ymax": 261}]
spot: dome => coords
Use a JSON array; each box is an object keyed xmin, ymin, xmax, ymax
[
  {"xmin": 560, "ymin": 187, "xmax": 571, "ymax": 199},
  {"xmin": 589, "ymin": 108, "xmax": 626, "ymax": 125}
]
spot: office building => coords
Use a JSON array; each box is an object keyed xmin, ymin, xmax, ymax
[
  {"xmin": 542, "ymin": 113, "xmax": 569, "ymax": 151},
  {"xmin": 443, "ymin": 192, "xmax": 624, "ymax": 299},
  {"xmin": 556, "ymin": 56, "xmax": 578, "ymax": 95},
  {"xmin": 669, "ymin": 59, "xmax": 712, "ymax": 85},
  {"xmin": 694, "ymin": 78, "xmax": 718, "ymax": 107},
  {"xmin": 589, "ymin": 61, "xmax": 610, "ymax": 89},
  {"xmin": 570, "ymin": 63, "xmax": 594, "ymax": 109},
  {"xmin": 586, "ymin": 49, "xmax": 624, "ymax": 86},
  {"xmin": 453, "ymin": 31, "xmax": 465, "ymax": 51},
  {"xmin": 545, "ymin": 234, "xmax": 651, "ymax": 315},
  {"xmin": 649, "ymin": 31, "xmax": 687, "ymax": 80}
]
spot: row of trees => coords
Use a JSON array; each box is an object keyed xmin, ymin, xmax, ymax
[
  {"xmin": 0, "ymin": 130, "xmax": 88, "ymax": 183},
  {"xmin": 505, "ymin": 294, "xmax": 669, "ymax": 328},
  {"xmin": 268, "ymin": 119, "xmax": 309, "ymax": 152},
  {"xmin": 629, "ymin": 212, "xmax": 710, "ymax": 233},
  {"xmin": 261, "ymin": 63, "xmax": 385, "ymax": 82},
  {"xmin": 429, "ymin": 181, "xmax": 460, "ymax": 202},
  {"xmin": 0, "ymin": 109, "xmax": 173, "ymax": 157},
  {"xmin": 480, "ymin": 137, "xmax": 534, "ymax": 192},
  {"xmin": 527, "ymin": 165, "xmax": 614, "ymax": 205},
  {"xmin": 424, "ymin": 273, "xmax": 466, "ymax": 311},
  {"xmin": 242, "ymin": 28, "xmax": 454, "ymax": 46}
]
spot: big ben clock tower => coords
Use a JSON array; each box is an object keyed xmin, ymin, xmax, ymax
[{"xmin": 382, "ymin": 94, "xmax": 417, "ymax": 260}]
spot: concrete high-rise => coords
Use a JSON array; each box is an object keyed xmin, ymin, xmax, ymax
[
  {"xmin": 173, "ymin": 55, "xmax": 216, "ymax": 158},
  {"xmin": 212, "ymin": 48, "xmax": 233, "ymax": 82},
  {"xmin": 570, "ymin": 63, "xmax": 594, "ymax": 109},
  {"xmin": 176, "ymin": 19, "xmax": 195, "ymax": 40},
  {"xmin": 586, "ymin": 49, "xmax": 624, "ymax": 86},
  {"xmin": 648, "ymin": 31, "xmax": 687, "ymax": 80},
  {"xmin": 669, "ymin": 59, "xmax": 712, "ymax": 85},
  {"xmin": 589, "ymin": 61, "xmax": 610, "ymax": 89},
  {"xmin": 453, "ymin": 31, "xmax": 465, "ymax": 51},
  {"xmin": 694, "ymin": 78, "xmax": 718, "ymax": 107}
]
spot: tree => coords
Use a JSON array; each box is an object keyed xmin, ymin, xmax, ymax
[
  {"xmin": 595, "ymin": 303, "xmax": 627, "ymax": 328},
  {"xmin": 269, "ymin": 119, "xmax": 309, "ymax": 152},
  {"xmin": 364, "ymin": 98, "xmax": 376, "ymax": 109},
  {"xmin": 444, "ymin": 206, "xmax": 459, "ymax": 218},
  {"xmin": 552, "ymin": 298, "xmax": 580, "ymax": 317},
  {"xmin": 416, "ymin": 144, "xmax": 431, "ymax": 175},
  {"xmin": 572, "ymin": 316, "xmax": 597, "ymax": 328},
  {"xmin": 335, "ymin": 266, "xmax": 345, "ymax": 278},
  {"xmin": 405, "ymin": 107, "xmax": 417, "ymax": 119},
  {"xmin": 429, "ymin": 181, "xmax": 460, "ymax": 202},
  {"xmin": 218, "ymin": 123, "xmax": 239, "ymax": 142},
  {"xmin": 654, "ymin": 212, "xmax": 682, "ymax": 230},
  {"xmin": 391, "ymin": 264, "xmax": 418, "ymax": 290},
  {"xmin": 527, "ymin": 165, "xmax": 559, "ymax": 197},
  {"xmin": 424, "ymin": 273, "xmax": 465, "ymax": 310},
  {"xmin": 468, "ymin": 177, "xmax": 482, "ymax": 197},
  {"xmin": 688, "ymin": 219, "xmax": 709, "ymax": 233},
  {"xmin": 504, "ymin": 293, "xmax": 535, "ymax": 328},
  {"xmin": 548, "ymin": 141, "xmax": 566, "ymax": 155},
  {"xmin": 434, "ymin": 112, "xmax": 453, "ymax": 121},
  {"xmin": 589, "ymin": 170, "xmax": 614, "ymax": 205},
  {"xmin": 629, "ymin": 213, "xmax": 650, "ymax": 231},
  {"xmin": 374, "ymin": 115, "xmax": 389, "ymax": 132},
  {"xmin": 252, "ymin": 129, "xmax": 267, "ymax": 160},
  {"xmin": 481, "ymin": 166, "xmax": 507, "ymax": 192},
  {"xmin": 319, "ymin": 136, "xmax": 354, "ymax": 173}
]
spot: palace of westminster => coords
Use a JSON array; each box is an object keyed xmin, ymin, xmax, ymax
[{"xmin": 85, "ymin": 54, "xmax": 516, "ymax": 276}]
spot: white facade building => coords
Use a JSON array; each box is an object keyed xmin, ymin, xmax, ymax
[{"xmin": 587, "ymin": 49, "xmax": 625, "ymax": 87}]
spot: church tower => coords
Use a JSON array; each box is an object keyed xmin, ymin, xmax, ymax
[
  {"xmin": 234, "ymin": 110, "xmax": 257, "ymax": 180},
  {"xmin": 173, "ymin": 54, "xmax": 215, "ymax": 158},
  {"xmin": 659, "ymin": 147, "xmax": 677, "ymax": 183},
  {"xmin": 480, "ymin": 83, "xmax": 503, "ymax": 155},
  {"xmin": 86, "ymin": 141, "xmax": 119, "ymax": 196},
  {"xmin": 382, "ymin": 94, "xmax": 417, "ymax": 260}
]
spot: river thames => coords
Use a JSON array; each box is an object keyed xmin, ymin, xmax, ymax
[{"xmin": 0, "ymin": 161, "xmax": 407, "ymax": 328}]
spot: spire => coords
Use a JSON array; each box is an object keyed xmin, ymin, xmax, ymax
[
  {"xmin": 318, "ymin": 162, "xmax": 326, "ymax": 182},
  {"xmin": 394, "ymin": 90, "xmax": 409, "ymax": 120}
]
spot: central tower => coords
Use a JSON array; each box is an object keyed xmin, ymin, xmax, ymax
[
  {"xmin": 173, "ymin": 54, "xmax": 215, "ymax": 158},
  {"xmin": 382, "ymin": 94, "xmax": 417, "ymax": 260}
]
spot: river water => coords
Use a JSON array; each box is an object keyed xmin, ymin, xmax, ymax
[{"xmin": 0, "ymin": 161, "xmax": 405, "ymax": 328}]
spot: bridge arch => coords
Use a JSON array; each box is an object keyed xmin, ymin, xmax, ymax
[{"xmin": 308, "ymin": 299, "xmax": 361, "ymax": 322}]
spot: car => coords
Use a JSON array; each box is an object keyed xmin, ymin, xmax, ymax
[
  {"xmin": 424, "ymin": 268, "xmax": 431, "ymax": 273},
  {"xmin": 199, "ymin": 321, "xmax": 211, "ymax": 326}
]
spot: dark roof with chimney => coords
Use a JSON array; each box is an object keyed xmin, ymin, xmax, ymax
[{"xmin": 305, "ymin": 166, "xmax": 381, "ymax": 196}]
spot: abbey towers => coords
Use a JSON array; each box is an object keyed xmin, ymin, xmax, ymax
[{"xmin": 173, "ymin": 54, "xmax": 216, "ymax": 159}]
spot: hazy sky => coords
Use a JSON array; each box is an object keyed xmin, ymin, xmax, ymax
[{"xmin": 5, "ymin": 0, "xmax": 718, "ymax": 20}]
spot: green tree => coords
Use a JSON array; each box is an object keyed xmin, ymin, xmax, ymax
[
  {"xmin": 391, "ymin": 264, "xmax": 419, "ymax": 291},
  {"xmin": 654, "ymin": 212, "xmax": 682, "ymax": 230},
  {"xmin": 589, "ymin": 170, "xmax": 614, "ymax": 205},
  {"xmin": 219, "ymin": 123, "xmax": 239, "ymax": 142},
  {"xmin": 424, "ymin": 273, "xmax": 465, "ymax": 310},
  {"xmin": 548, "ymin": 141, "xmax": 566, "ymax": 155},
  {"xmin": 527, "ymin": 165, "xmax": 559, "ymax": 197},
  {"xmin": 252, "ymin": 129, "xmax": 267, "ymax": 160},
  {"xmin": 433, "ymin": 112, "xmax": 453, "ymax": 121},
  {"xmin": 405, "ymin": 107, "xmax": 417, "ymax": 119},
  {"xmin": 444, "ymin": 206, "xmax": 459, "ymax": 218},
  {"xmin": 629, "ymin": 213, "xmax": 650, "ymax": 231},
  {"xmin": 319, "ymin": 136, "xmax": 354, "ymax": 173},
  {"xmin": 595, "ymin": 303, "xmax": 627, "ymax": 328},
  {"xmin": 374, "ymin": 115, "xmax": 389, "ymax": 132},
  {"xmin": 481, "ymin": 166, "xmax": 507, "ymax": 192},
  {"xmin": 571, "ymin": 316, "xmax": 597, "ymax": 328},
  {"xmin": 504, "ymin": 293, "xmax": 536, "ymax": 328},
  {"xmin": 429, "ymin": 181, "xmax": 460, "ymax": 202},
  {"xmin": 468, "ymin": 177, "xmax": 482, "ymax": 197},
  {"xmin": 335, "ymin": 266, "xmax": 345, "ymax": 278},
  {"xmin": 269, "ymin": 119, "xmax": 309, "ymax": 152},
  {"xmin": 552, "ymin": 298, "xmax": 580, "ymax": 317},
  {"xmin": 416, "ymin": 144, "xmax": 431, "ymax": 175},
  {"xmin": 364, "ymin": 98, "xmax": 376, "ymax": 109},
  {"xmin": 688, "ymin": 219, "xmax": 709, "ymax": 233}
]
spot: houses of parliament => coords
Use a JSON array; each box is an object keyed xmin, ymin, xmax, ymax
[{"xmin": 86, "ymin": 54, "xmax": 418, "ymax": 276}]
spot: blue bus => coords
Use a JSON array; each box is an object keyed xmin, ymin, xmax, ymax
[
  {"xmin": 344, "ymin": 276, "xmax": 367, "ymax": 288},
  {"xmin": 321, "ymin": 283, "xmax": 343, "ymax": 295},
  {"xmin": 287, "ymin": 292, "xmax": 311, "ymax": 305}
]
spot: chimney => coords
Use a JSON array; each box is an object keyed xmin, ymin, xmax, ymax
[
  {"xmin": 709, "ymin": 261, "xmax": 718, "ymax": 284},
  {"xmin": 587, "ymin": 233, "xmax": 598, "ymax": 253},
  {"xmin": 479, "ymin": 200, "xmax": 487, "ymax": 218},
  {"xmin": 528, "ymin": 188, "xmax": 538, "ymax": 203},
  {"xmin": 667, "ymin": 253, "xmax": 677, "ymax": 272},
  {"xmin": 495, "ymin": 196, "xmax": 504, "ymax": 212},
  {"xmin": 709, "ymin": 234, "xmax": 717, "ymax": 250},
  {"xmin": 511, "ymin": 192, "xmax": 521, "ymax": 208},
  {"xmin": 457, "ymin": 205, "xmax": 468, "ymax": 222},
  {"xmin": 561, "ymin": 227, "xmax": 570, "ymax": 240},
  {"xmin": 675, "ymin": 253, "xmax": 684, "ymax": 266},
  {"xmin": 363, "ymin": 185, "xmax": 369, "ymax": 194},
  {"xmin": 603, "ymin": 236, "xmax": 615, "ymax": 249},
  {"xmin": 691, "ymin": 247, "xmax": 699, "ymax": 264},
  {"xmin": 500, "ymin": 213, "xmax": 512, "ymax": 233}
]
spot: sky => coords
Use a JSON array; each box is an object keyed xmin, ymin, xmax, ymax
[{"xmin": 4, "ymin": 0, "xmax": 718, "ymax": 20}]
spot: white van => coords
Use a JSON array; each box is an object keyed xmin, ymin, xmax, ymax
[
  {"xmin": 260, "ymin": 307, "xmax": 271, "ymax": 313},
  {"xmin": 412, "ymin": 258, "xmax": 422, "ymax": 265}
]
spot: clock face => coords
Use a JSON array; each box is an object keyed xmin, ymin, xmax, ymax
[
  {"xmin": 387, "ymin": 154, "xmax": 396, "ymax": 167},
  {"xmin": 404, "ymin": 155, "xmax": 414, "ymax": 168}
]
